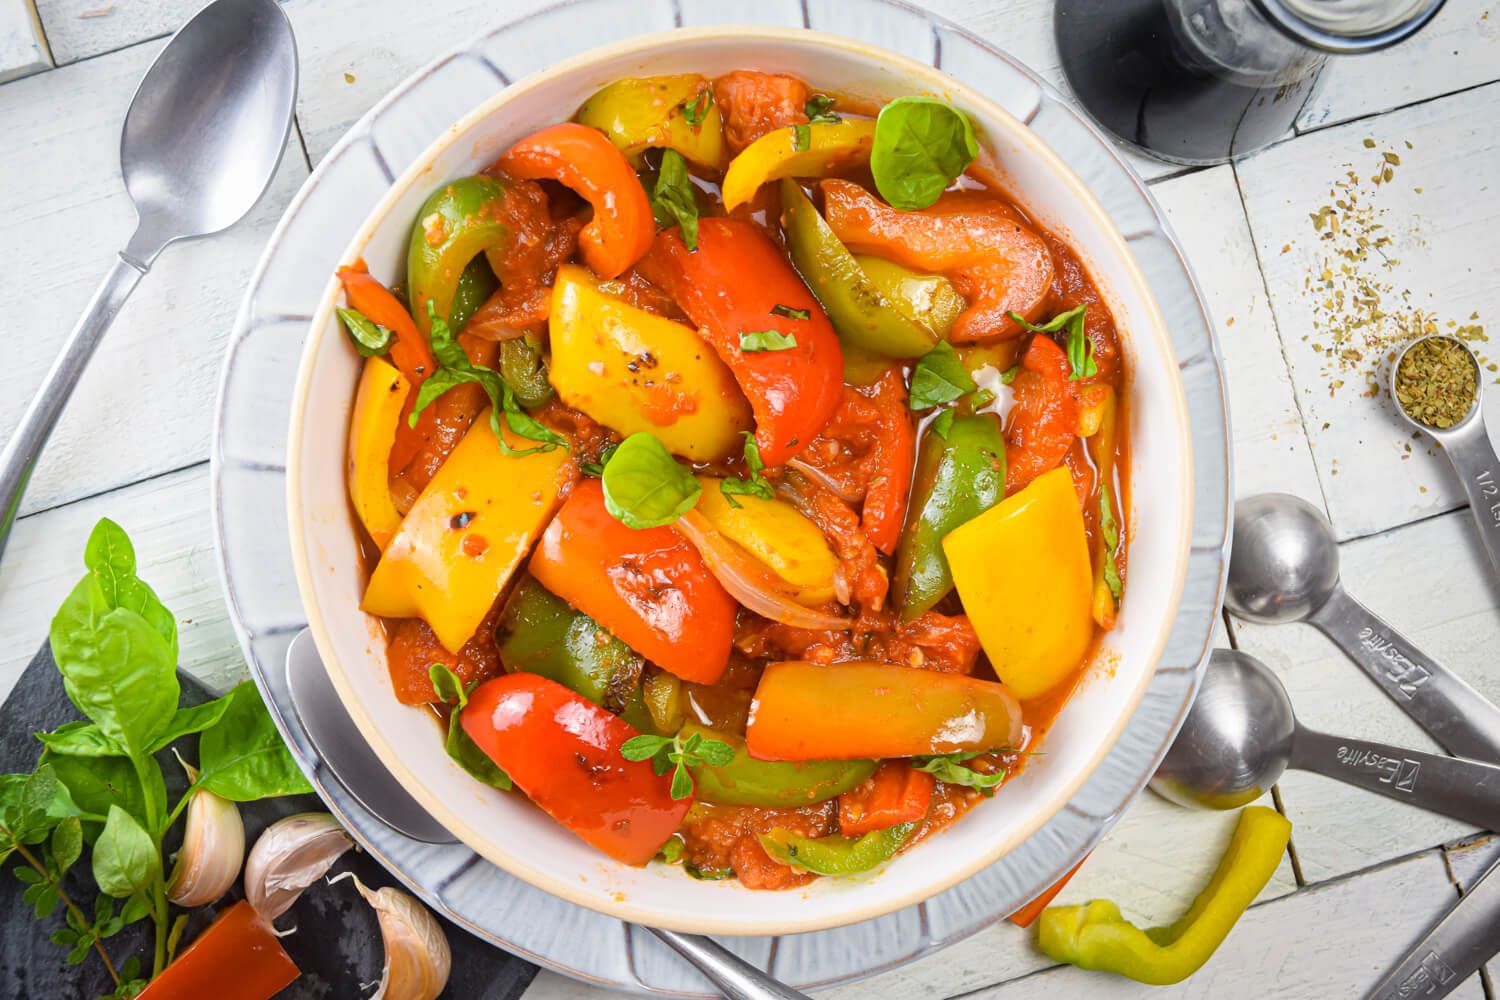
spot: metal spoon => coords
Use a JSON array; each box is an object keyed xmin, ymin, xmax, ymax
[
  {"xmin": 1152, "ymin": 649, "xmax": 1500, "ymax": 830},
  {"xmin": 1366, "ymin": 853, "xmax": 1500, "ymax": 1000},
  {"xmin": 284, "ymin": 629, "xmax": 810, "ymax": 1000},
  {"xmin": 0, "ymin": 0, "xmax": 297, "ymax": 560},
  {"xmin": 1226, "ymin": 493, "xmax": 1500, "ymax": 763},
  {"xmin": 1391, "ymin": 334, "xmax": 1500, "ymax": 585}
]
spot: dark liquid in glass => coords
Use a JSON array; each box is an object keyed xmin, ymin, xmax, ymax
[{"xmin": 1056, "ymin": 0, "xmax": 1324, "ymax": 164}]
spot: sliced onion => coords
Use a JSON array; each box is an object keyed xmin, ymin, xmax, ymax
[
  {"xmin": 677, "ymin": 510, "xmax": 852, "ymax": 631},
  {"xmin": 786, "ymin": 457, "xmax": 861, "ymax": 503}
]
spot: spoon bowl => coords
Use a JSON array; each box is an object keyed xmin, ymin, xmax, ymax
[{"xmin": 1225, "ymin": 494, "xmax": 1340, "ymax": 624}]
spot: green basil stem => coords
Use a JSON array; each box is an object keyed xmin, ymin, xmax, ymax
[
  {"xmin": 129, "ymin": 753, "xmax": 170, "ymax": 978},
  {"xmin": 9, "ymin": 838, "xmax": 120, "ymax": 985}
]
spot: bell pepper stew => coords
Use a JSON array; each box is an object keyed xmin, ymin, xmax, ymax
[{"xmin": 338, "ymin": 70, "xmax": 1131, "ymax": 889}]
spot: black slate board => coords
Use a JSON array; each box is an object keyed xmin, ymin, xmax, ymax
[{"xmin": 0, "ymin": 644, "xmax": 540, "ymax": 1000}]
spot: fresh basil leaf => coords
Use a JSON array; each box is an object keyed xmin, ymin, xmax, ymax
[
  {"xmin": 771, "ymin": 304, "xmax": 810, "ymax": 320},
  {"xmin": 1101, "ymin": 484, "xmax": 1123, "ymax": 604},
  {"xmin": 871, "ymin": 96, "xmax": 979, "ymax": 211},
  {"xmin": 657, "ymin": 837, "xmax": 685, "ymax": 864},
  {"xmin": 649, "ymin": 149, "xmax": 700, "ymax": 251},
  {"xmin": 35, "ymin": 722, "xmax": 120, "ymax": 759},
  {"xmin": 50, "ymin": 577, "xmax": 178, "ymax": 760},
  {"xmin": 427, "ymin": 664, "xmax": 511, "ymax": 791},
  {"xmin": 44, "ymin": 753, "xmax": 156, "ymax": 835},
  {"xmin": 913, "ymin": 752, "xmax": 1007, "ymax": 793},
  {"xmin": 196, "ymin": 682, "xmax": 313, "ymax": 801},
  {"xmin": 601, "ymin": 433, "xmax": 702, "ymax": 529},
  {"xmin": 1008, "ymin": 305, "xmax": 1096, "ymax": 381},
  {"xmin": 82, "ymin": 519, "xmax": 176, "ymax": 657},
  {"xmin": 337, "ymin": 307, "xmax": 395, "ymax": 358},
  {"xmin": 738, "ymin": 330, "xmax": 797, "ymax": 353},
  {"xmin": 804, "ymin": 94, "xmax": 840, "ymax": 124},
  {"xmin": 792, "ymin": 123, "xmax": 811, "ymax": 152},
  {"xmin": 909, "ymin": 342, "xmax": 978, "ymax": 410},
  {"xmin": 930, "ymin": 408, "xmax": 956, "ymax": 440},
  {"xmin": 146, "ymin": 696, "xmax": 234, "ymax": 754},
  {"xmin": 91, "ymin": 806, "xmax": 159, "ymax": 900},
  {"xmin": 681, "ymin": 88, "xmax": 713, "ymax": 127}
]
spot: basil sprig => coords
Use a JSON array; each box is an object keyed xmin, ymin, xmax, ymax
[
  {"xmin": 621, "ymin": 730, "xmax": 735, "ymax": 800},
  {"xmin": 337, "ymin": 306, "xmax": 394, "ymax": 357},
  {"xmin": 913, "ymin": 751, "xmax": 1007, "ymax": 794},
  {"xmin": 908, "ymin": 342, "xmax": 978, "ymax": 410},
  {"xmin": 870, "ymin": 96, "xmax": 978, "ymax": 211},
  {"xmin": 429, "ymin": 664, "xmax": 512, "ymax": 790},
  {"xmin": 720, "ymin": 433, "xmax": 775, "ymax": 509},
  {"xmin": 649, "ymin": 149, "xmax": 700, "ymax": 251},
  {"xmin": 1008, "ymin": 304, "xmax": 1096, "ymax": 381},
  {"xmin": 601, "ymin": 432, "xmax": 702, "ymax": 529},
  {"xmin": 409, "ymin": 301, "xmax": 565, "ymax": 455}
]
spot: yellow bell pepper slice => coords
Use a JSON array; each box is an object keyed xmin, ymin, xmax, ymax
[
  {"xmin": 575, "ymin": 74, "xmax": 726, "ymax": 172},
  {"xmin": 696, "ymin": 478, "xmax": 839, "ymax": 605},
  {"xmin": 720, "ymin": 120, "xmax": 876, "ymax": 213},
  {"xmin": 943, "ymin": 466, "xmax": 1093, "ymax": 699},
  {"xmin": 347, "ymin": 357, "xmax": 410, "ymax": 551},
  {"xmin": 548, "ymin": 264, "xmax": 752, "ymax": 462},
  {"xmin": 362, "ymin": 412, "xmax": 572, "ymax": 652}
]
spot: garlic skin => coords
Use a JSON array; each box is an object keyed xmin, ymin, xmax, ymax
[
  {"xmin": 243, "ymin": 812, "xmax": 354, "ymax": 925},
  {"xmin": 166, "ymin": 759, "xmax": 245, "ymax": 908},
  {"xmin": 331, "ymin": 872, "xmax": 451, "ymax": 1000}
]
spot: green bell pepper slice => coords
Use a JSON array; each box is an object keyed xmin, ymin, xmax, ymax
[
  {"xmin": 683, "ymin": 723, "xmax": 876, "ymax": 807},
  {"xmin": 854, "ymin": 254, "xmax": 965, "ymax": 342},
  {"xmin": 449, "ymin": 254, "xmax": 498, "ymax": 335},
  {"xmin": 893, "ymin": 412, "xmax": 1007, "ymax": 620},
  {"xmin": 575, "ymin": 74, "xmax": 726, "ymax": 172},
  {"xmin": 780, "ymin": 179, "xmax": 938, "ymax": 359},
  {"xmin": 406, "ymin": 175, "xmax": 516, "ymax": 335},
  {"xmin": 499, "ymin": 332, "xmax": 553, "ymax": 408},
  {"xmin": 758, "ymin": 822, "xmax": 916, "ymax": 876},
  {"xmin": 1038, "ymin": 806, "xmax": 1291, "ymax": 985},
  {"xmin": 494, "ymin": 575, "xmax": 653, "ymax": 732}
]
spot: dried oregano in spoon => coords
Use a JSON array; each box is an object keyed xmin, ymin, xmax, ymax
[{"xmin": 1395, "ymin": 336, "xmax": 1478, "ymax": 429}]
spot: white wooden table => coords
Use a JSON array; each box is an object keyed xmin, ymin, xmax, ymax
[{"xmin": 1, "ymin": 0, "xmax": 1498, "ymax": 996}]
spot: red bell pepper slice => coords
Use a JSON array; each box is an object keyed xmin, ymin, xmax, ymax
[
  {"xmin": 134, "ymin": 901, "xmax": 299, "ymax": 1000},
  {"xmin": 528, "ymin": 479, "xmax": 735, "ymax": 684},
  {"xmin": 497, "ymin": 123, "xmax": 654, "ymax": 279},
  {"xmin": 641, "ymin": 219, "xmax": 844, "ymax": 467},
  {"xmin": 856, "ymin": 370, "xmax": 914, "ymax": 555},
  {"xmin": 1005, "ymin": 334, "xmax": 1079, "ymax": 495},
  {"xmin": 461, "ymin": 673, "xmax": 690, "ymax": 864},
  {"xmin": 838, "ymin": 760, "xmax": 935, "ymax": 837}
]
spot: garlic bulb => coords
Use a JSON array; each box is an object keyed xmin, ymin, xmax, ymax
[
  {"xmin": 243, "ymin": 812, "xmax": 354, "ymax": 926},
  {"xmin": 330, "ymin": 873, "xmax": 451, "ymax": 1000},
  {"xmin": 166, "ymin": 757, "xmax": 245, "ymax": 907}
]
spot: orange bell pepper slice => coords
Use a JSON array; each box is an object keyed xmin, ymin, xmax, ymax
[
  {"xmin": 135, "ymin": 901, "xmax": 299, "ymax": 1000},
  {"xmin": 497, "ymin": 122, "xmax": 654, "ymax": 279},
  {"xmin": 838, "ymin": 760, "xmax": 935, "ymax": 837},
  {"xmin": 1009, "ymin": 857, "xmax": 1087, "ymax": 928},
  {"xmin": 528, "ymin": 479, "xmax": 736, "ymax": 684}
]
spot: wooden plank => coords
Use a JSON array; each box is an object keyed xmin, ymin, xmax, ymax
[
  {"xmin": 1298, "ymin": 0, "xmax": 1500, "ymax": 132},
  {"xmin": 0, "ymin": 464, "xmax": 244, "ymax": 706},
  {"xmin": 1236, "ymin": 81, "xmax": 1500, "ymax": 540},
  {"xmin": 1445, "ymin": 833, "xmax": 1500, "ymax": 988},
  {"xmin": 31, "ymin": 0, "xmax": 192, "ymax": 65},
  {"xmin": 968, "ymin": 850, "xmax": 1480, "ymax": 999},
  {"xmin": 0, "ymin": 0, "xmax": 49, "ymax": 82},
  {"xmin": 0, "ymin": 40, "xmax": 309, "ymax": 517},
  {"xmin": 1152, "ymin": 165, "xmax": 1324, "ymax": 505},
  {"xmin": 1229, "ymin": 508, "xmax": 1500, "ymax": 884}
]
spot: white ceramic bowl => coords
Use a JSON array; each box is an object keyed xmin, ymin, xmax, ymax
[{"xmin": 286, "ymin": 25, "xmax": 1193, "ymax": 936}]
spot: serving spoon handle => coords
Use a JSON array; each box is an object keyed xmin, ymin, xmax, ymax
[
  {"xmin": 1306, "ymin": 586, "xmax": 1500, "ymax": 763},
  {"xmin": 649, "ymin": 929, "xmax": 813, "ymax": 1000},
  {"xmin": 0, "ymin": 249, "xmax": 149, "ymax": 561},
  {"xmin": 1290, "ymin": 726, "xmax": 1500, "ymax": 830}
]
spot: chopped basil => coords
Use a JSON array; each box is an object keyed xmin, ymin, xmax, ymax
[
  {"xmin": 409, "ymin": 302, "xmax": 565, "ymax": 456},
  {"xmin": 720, "ymin": 433, "xmax": 775, "ymax": 509},
  {"xmin": 680, "ymin": 88, "xmax": 713, "ymax": 127},
  {"xmin": 1100, "ymin": 483, "xmax": 1123, "ymax": 604},
  {"xmin": 649, "ymin": 149, "xmax": 700, "ymax": 251},
  {"xmin": 600, "ymin": 432, "xmax": 702, "ymax": 529},
  {"xmin": 580, "ymin": 441, "xmax": 620, "ymax": 478},
  {"xmin": 739, "ymin": 329, "xmax": 798, "ymax": 353},
  {"xmin": 804, "ymin": 94, "xmax": 841, "ymax": 124},
  {"xmin": 337, "ymin": 307, "xmax": 394, "ymax": 358},
  {"xmin": 1008, "ymin": 304, "xmax": 1097, "ymax": 381},
  {"xmin": 771, "ymin": 304, "xmax": 810, "ymax": 320},
  {"xmin": 429, "ymin": 663, "xmax": 512, "ymax": 791},
  {"xmin": 1000, "ymin": 365, "xmax": 1020, "ymax": 385},
  {"xmin": 792, "ymin": 123, "xmax": 811, "ymax": 152},
  {"xmin": 870, "ymin": 96, "xmax": 978, "ymax": 211},
  {"xmin": 930, "ymin": 408, "xmax": 956, "ymax": 440},
  {"xmin": 909, "ymin": 342, "xmax": 978, "ymax": 410},
  {"xmin": 913, "ymin": 751, "xmax": 1007, "ymax": 795}
]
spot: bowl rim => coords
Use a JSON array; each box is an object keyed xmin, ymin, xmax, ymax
[{"xmin": 285, "ymin": 22, "xmax": 1195, "ymax": 935}]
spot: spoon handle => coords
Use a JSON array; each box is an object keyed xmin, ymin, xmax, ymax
[
  {"xmin": 648, "ymin": 928, "xmax": 813, "ymax": 1000},
  {"xmin": 1291, "ymin": 726, "xmax": 1500, "ymax": 830},
  {"xmin": 1307, "ymin": 587, "xmax": 1500, "ymax": 763},
  {"xmin": 1364, "ymin": 853, "xmax": 1500, "ymax": 1000},
  {"xmin": 1439, "ymin": 415, "xmax": 1500, "ymax": 587},
  {"xmin": 0, "ymin": 253, "xmax": 146, "ymax": 561}
]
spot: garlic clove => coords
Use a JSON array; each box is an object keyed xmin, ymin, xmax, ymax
[
  {"xmin": 243, "ymin": 812, "xmax": 354, "ymax": 926},
  {"xmin": 330, "ymin": 872, "xmax": 451, "ymax": 1000},
  {"xmin": 166, "ymin": 757, "xmax": 245, "ymax": 908}
]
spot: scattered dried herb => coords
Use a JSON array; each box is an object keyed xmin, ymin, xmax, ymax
[{"xmin": 1394, "ymin": 336, "xmax": 1477, "ymax": 429}]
